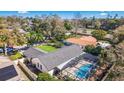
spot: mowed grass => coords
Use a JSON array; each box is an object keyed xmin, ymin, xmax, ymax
[{"xmin": 36, "ymin": 45, "xmax": 57, "ymax": 52}]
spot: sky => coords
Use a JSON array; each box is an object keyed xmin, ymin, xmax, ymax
[{"xmin": 0, "ymin": 11, "xmax": 124, "ymax": 19}]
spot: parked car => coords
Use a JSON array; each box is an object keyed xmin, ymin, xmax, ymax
[{"xmin": 0, "ymin": 48, "xmax": 3, "ymax": 53}]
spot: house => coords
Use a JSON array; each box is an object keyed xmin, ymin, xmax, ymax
[
  {"xmin": 66, "ymin": 36, "xmax": 97, "ymax": 47},
  {"xmin": 23, "ymin": 47, "xmax": 46, "ymax": 61},
  {"xmin": 71, "ymin": 28, "xmax": 92, "ymax": 36},
  {"xmin": 18, "ymin": 29, "xmax": 27, "ymax": 34},
  {"xmin": 104, "ymin": 34, "xmax": 113, "ymax": 40},
  {"xmin": 97, "ymin": 41, "xmax": 111, "ymax": 48},
  {"xmin": 23, "ymin": 45, "xmax": 84, "ymax": 75}
]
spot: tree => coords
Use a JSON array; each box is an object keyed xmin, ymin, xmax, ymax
[
  {"xmin": 73, "ymin": 12, "xmax": 82, "ymax": 36},
  {"xmin": 94, "ymin": 20, "xmax": 101, "ymax": 29},
  {"xmin": 91, "ymin": 30, "xmax": 107, "ymax": 40},
  {"xmin": 84, "ymin": 45, "xmax": 102, "ymax": 56},
  {"xmin": 0, "ymin": 29, "xmax": 27, "ymax": 55},
  {"xmin": 113, "ymin": 28, "xmax": 124, "ymax": 43},
  {"xmin": 11, "ymin": 29, "xmax": 27, "ymax": 46},
  {"xmin": 40, "ymin": 22, "xmax": 52, "ymax": 40},
  {"xmin": 37, "ymin": 72, "xmax": 56, "ymax": 81},
  {"xmin": 26, "ymin": 31, "xmax": 43, "ymax": 45},
  {"xmin": 64, "ymin": 20, "xmax": 73, "ymax": 31}
]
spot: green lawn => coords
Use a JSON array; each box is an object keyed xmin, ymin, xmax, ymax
[{"xmin": 36, "ymin": 45, "xmax": 57, "ymax": 52}]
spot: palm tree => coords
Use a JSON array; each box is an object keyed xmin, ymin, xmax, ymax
[{"xmin": 35, "ymin": 32, "xmax": 44, "ymax": 42}]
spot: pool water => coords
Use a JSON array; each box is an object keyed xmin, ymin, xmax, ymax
[{"xmin": 75, "ymin": 64, "xmax": 93, "ymax": 79}]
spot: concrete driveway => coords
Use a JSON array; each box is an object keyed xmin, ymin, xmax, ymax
[{"xmin": 0, "ymin": 56, "xmax": 11, "ymax": 63}]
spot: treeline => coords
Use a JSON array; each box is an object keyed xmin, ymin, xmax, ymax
[{"xmin": 0, "ymin": 14, "xmax": 124, "ymax": 47}]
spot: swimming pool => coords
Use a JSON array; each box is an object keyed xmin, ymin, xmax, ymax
[{"xmin": 75, "ymin": 64, "xmax": 93, "ymax": 79}]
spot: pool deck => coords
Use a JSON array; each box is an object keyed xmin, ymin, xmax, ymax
[{"xmin": 61, "ymin": 59, "xmax": 92, "ymax": 80}]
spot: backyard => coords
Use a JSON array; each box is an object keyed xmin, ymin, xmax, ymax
[{"xmin": 36, "ymin": 45, "xmax": 57, "ymax": 52}]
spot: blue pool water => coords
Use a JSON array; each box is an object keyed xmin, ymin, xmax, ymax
[{"xmin": 75, "ymin": 64, "xmax": 93, "ymax": 79}]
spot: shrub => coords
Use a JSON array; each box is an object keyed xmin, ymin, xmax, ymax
[
  {"xmin": 64, "ymin": 76, "xmax": 74, "ymax": 81},
  {"xmin": 9, "ymin": 52, "xmax": 22, "ymax": 60},
  {"xmin": 47, "ymin": 39, "xmax": 64, "ymax": 48},
  {"xmin": 84, "ymin": 45, "xmax": 102, "ymax": 56},
  {"xmin": 37, "ymin": 72, "xmax": 56, "ymax": 81},
  {"xmin": 53, "ymin": 41, "xmax": 63, "ymax": 48}
]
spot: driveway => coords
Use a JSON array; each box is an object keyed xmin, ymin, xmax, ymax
[{"xmin": 0, "ymin": 56, "xmax": 11, "ymax": 63}]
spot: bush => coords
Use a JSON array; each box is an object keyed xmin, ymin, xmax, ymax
[
  {"xmin": 53, "ymin": 41, "xmax": 63, "ymax": 48},
  {"xmin": 37, "ymin": 72, "xmax": 56, "ymax": 81},
  {"xmin": 64, "ymin": 76, "xmax": 74, "ymax": 81},
  {"xmin": 84, "ymin": 45, "xmax": 102, "ymax": 56},
  {"xmin": 47, "ymin": 39, "xmax": 63, "ymax": 48},
  {"xmin": 91, "ymin": 30, "xmax": 107, "ymax": 40},
  {"xmin": 9, "ymin": 52, "xmax": 22, "ymax": 60}
]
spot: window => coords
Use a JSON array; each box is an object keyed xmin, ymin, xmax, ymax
[
  {"xmin": 39, "ymin": 65, "xmax": 42, "ymax": 70},
  {"xmin": 37, "ymin": 63, "xmax": 42, "ymax": 70}
]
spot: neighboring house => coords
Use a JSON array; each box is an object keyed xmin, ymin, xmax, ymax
[
  {"xmin": 66, "ymin": 36, "xmax": 97, "ymax": 47},
  {"xmin": 71, "ymin": 28, "xmax": 92, "ymax": 36},
  {"xmin": 97, "ymin": 41, "xmax": 111, "ymax": 48},
  {"xmin": 18, "ymin": 29, "xmax": 27, "ymax": 34},
  {"xmin": 104, "ymin": 34, "xmax": 113, "ymax": 40},
  {"xmin": 23, "ymin": 45, "xmax": 84, "ymax": 75},
  {"xmin": 65, "ymin": 32, "xmax": 71, "ymax": 36}
]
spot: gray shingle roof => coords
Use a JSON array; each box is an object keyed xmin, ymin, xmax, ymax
[
  {"xmin": 23, "ymin": 47, "xmax": 45, "ymax": 59},
  {"xmin": 37, "ymin": 45, "xmax": 82, "ymax": 71}
]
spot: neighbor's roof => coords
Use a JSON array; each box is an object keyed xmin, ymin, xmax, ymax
[
  {"xmin": 37, "ymin": 45, "xmax": 83, "ymax": 71},
  {"xmin": 116, "ymin": 25, "xmax": 124, "ymax": 31},
  {"xmin": 104, "ymin": 34, "xmax": 113, "ymax": 39},
  {"xmin": 66, "ymin": 36, "xmax": 97, "ymax": 46},
  {"xmin": 117, "ymin": 41, "xmax": 124, "ymax": 49},
  {"xmin": 23, "ymin": 47, "xmax": 46, "ymax": 59},
  {"xmin": 0, "ymin": 62, "xmax": 19, "ymax": 81}
]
